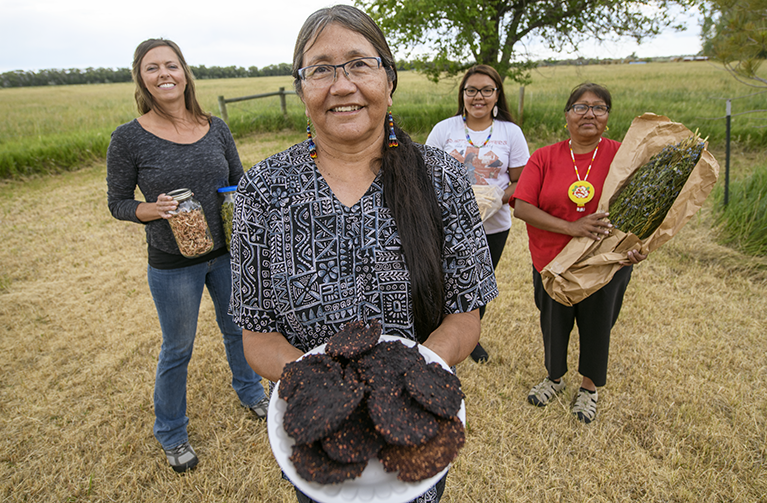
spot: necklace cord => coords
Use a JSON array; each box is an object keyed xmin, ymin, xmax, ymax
[
  {"xmin": 569, "ymin": 138, "xmax": 601, "ymax": 181},
  {"xmin": 463, "ymin": 115, "xmax": 493, "ymax": 148}
]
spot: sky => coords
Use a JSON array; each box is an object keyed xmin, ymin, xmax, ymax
[{"xmin": 0, "ymin": 0, "xmax": 704, "ymax": 73}]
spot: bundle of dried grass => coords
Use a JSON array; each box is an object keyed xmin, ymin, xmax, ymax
[{"xmin": 609, "ymin": 133, "xmax": 706, "ymax": 239}]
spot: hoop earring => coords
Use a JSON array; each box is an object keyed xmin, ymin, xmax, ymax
[
  {"xmin": 387, "ymin": 111, "xmax": 399, "ymax": 148},
  {"xmin": 493, "ymin": 105, "xmax": 498, "ymax": 118},
  {"xmin": 306, "ymin": 119, "xmax": 317, "ymax": 159},
  {"xmin": 605, "ymin": 125, "xmax": 610, "ymax": 131}
]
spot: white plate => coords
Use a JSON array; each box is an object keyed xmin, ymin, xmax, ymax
[{"xmin": 268, "ymin": 334, "xmax": 466, "ymax": 503}]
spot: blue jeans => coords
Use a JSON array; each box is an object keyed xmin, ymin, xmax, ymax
[{"xmin": 147, "ymin": 253, "xmax": 265, "ymax": 450}]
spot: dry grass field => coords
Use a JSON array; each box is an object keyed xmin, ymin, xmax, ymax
[{"xmin": 1, "ymin": 131, "xmax": 766, "ymax": 502}]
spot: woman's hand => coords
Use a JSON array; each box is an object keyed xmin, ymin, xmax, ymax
[
  {"xmin": 155, "ymin": 193, "xmax": 178, "ymax": 220},
  {"xmin": 567, "ymin": 212, "xmax": 612, "ymax": 241},
  {"xmin": 135, "ymin": 193, "xmax": 178, "ymax": 222},
  {"xmin": 619, "ymin": 248, "xmax": 647, "ymax": 266}
]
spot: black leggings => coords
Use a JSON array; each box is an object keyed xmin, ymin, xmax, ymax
[
  {"xmin": 532, "ymin": 265, "xmax": 632, "ymax": 387},
  {"xmin": 479, "ymin": 229, "xmax": 509, "ymax": 319}
]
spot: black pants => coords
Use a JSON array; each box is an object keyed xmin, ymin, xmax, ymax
[
  {"xmin": 295, "ymin": 473, "xmax": 447, "ymax": 502},
  {"xmin": 479, "ymin": 229, "xmax": 509, "ymax": 320},
  {"xmin": 532, "ymin": 265, "xmax": 632, "ymax": 387}
]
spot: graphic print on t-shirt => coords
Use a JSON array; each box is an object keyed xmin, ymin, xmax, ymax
[{"xmin": 447, "ymin": 145, "xmax": 503, "ymax": 185}]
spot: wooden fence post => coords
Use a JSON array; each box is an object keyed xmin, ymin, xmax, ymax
[
  {"xmin": 218, "ymin": 96, "xmax": 229, "ymax": 123},
  {"xmin": 518, "ymin": 86, "xmax": 525, "ymax": 125},
  {"xmin": 279, "ymin": 87, "xmax": 287, "ymax": 117}
]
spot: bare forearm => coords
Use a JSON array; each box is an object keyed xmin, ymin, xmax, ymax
[
  {"xmin": 514, "ymin": 199, "xmax": 611, "ymax": 240},
  {"xmin": 514, "ymin": 199, "xmax": 573, "ymax": 235},
  {"xmin": 421, "ymin": 310, "xmax": 480, "ymax": 367},
  {"xmin": 502, "ymin": 182, "xmax": 516, "ymax": 205},
  {"xmin": 243, "ymin": 329, "xmax": 304, "ymax": 382},
  {"xmin": 503, "ymin": 166, "xmax": 524, "ymax": 205},
  {"xmin": 135, "ymin": 201, "xmax": 162, "ymax": 222}
]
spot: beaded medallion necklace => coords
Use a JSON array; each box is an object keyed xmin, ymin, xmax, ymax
[{"xmin": 567, "ymin": 138, "xmax": 601, "ymax": 212}]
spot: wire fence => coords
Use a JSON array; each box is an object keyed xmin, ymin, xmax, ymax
[{"xmin": 699, "ymin": 89, "xmax": 767, "ymax": 204}]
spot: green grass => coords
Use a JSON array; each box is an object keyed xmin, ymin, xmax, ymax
[
  {"xmin": 0, "ymin": 76, "xmax": 303, "ymax": 177},
  {"xmin": 713, "ymin": 165, "xmax": 767, "ymax": 255},
  {"xmin": 4, "ymin": 61, "xmax": 767, "ymax": 178}
]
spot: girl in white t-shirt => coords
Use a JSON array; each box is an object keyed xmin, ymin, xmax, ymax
[{"xmin": 426, "ymin": 64, "xmax": 530, "ymax": 363}]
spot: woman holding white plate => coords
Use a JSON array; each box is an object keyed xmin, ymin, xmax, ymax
[{"xmin": 229, "ymin": 5, "xmax": 497, "ymax": 502}]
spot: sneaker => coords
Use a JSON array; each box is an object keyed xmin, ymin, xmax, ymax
[
  {"xmin": 163, "ymin": 441, "xmax": 198, "ymax": 473},
  {"xmin": 470, "ymin": 343, "xmax": 489, "ymax": 363},
  {"xmin": 527, "ymin": 377, "xmax": 565, "ymax": 407},
  {"xmin": 572, "ymin": 387, "xmax": 598, "ymax": 424},
  {"xmin": 248, "ymin": 396, "xmax": 270, "ymax": 421}
]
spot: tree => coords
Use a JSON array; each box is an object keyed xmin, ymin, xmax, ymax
[
  {"xmin": 702, "ymin": 0, "xmax": 767, "ymax": 87},
  {"xmin": 356, "ymin": 0, "xmax": 699, "ymax": 82}
]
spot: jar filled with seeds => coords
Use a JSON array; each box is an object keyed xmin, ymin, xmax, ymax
[
  {"xmin": 217, "ymin": 185, "xmax": 237, "ymax": 251},
  {"xmin": 166, "ymin": 188, "xmax": 214, "ymax": 258}
]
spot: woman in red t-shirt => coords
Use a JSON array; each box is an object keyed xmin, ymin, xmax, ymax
[{"xmin": 512, "ymin": 82, "xmax": 646, "ymax": 424}]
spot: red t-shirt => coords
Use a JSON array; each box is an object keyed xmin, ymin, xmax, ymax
[{"xmin": 512, "ymin": 138, "xmax": 621, "ymax": 272}]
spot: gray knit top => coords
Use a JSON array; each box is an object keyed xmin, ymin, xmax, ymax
[{"xmin": 106, "ymin": 116, "xmax": 243, "ymax": 266}]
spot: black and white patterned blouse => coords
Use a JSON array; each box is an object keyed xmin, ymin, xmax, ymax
[{"xmin": 230, "ymin": 140, "xmax": 497, "ymax": 353}]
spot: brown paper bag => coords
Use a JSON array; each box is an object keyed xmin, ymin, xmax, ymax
[{"xmin": 540, "ymin": 113, "xmax": 720, "ymax": 306}]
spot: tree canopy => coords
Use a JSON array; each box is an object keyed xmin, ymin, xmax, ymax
[
  {"xmin": 702, "ymin": 0, "xmax": 767, "ymax": 87},
  {"xmin": 356, "ymin": 0, "xmax": 698, "ymax": 82}
]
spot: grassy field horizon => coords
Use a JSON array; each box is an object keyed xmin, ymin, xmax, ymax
[{"xmin": 3, "ymin": 60, "xmax": 767, "ymax": 178}]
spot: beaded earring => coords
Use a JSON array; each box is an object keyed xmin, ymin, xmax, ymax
[
  {"xmin": 306, "ymin": 119, "xmax": 317, "ymax": 159},
  {"xmin": 387, "ymin": 111, "xmax": 399, "ymax": 148}
]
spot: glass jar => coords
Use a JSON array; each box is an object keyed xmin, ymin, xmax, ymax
[
  {"xmin": 166, "ymin": 188, "xmax": 214, "ymax": 258},
  {"xmin": 217, "ymin": 185, "xmax": 237, "ymax": 251}
]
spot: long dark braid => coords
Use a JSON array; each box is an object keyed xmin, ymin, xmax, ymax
[{"xmin": 380, "ymin": 120, "xmax": 445, "ymax": 342}]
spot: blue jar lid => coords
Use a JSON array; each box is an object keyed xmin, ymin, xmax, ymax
[{"xmin": 217, "ymin": 185, "xmax": 238, "ymax": 193}]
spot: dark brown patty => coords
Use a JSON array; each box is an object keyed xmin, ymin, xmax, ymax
[
  {"xmin": 321, "ymin": 401, "xmax": 386, "ymax": 463},
  {"xmin": 278, "ymin": 353, "xmax": 342, "ymax": 402},
  {"xmin": 290, "ymin": 441, "xmax": 367, "ymax": 484},
  {"xmin": 367, "ymin": 384, "xmax": 438, "ymax": 446},
  {"xmin": 326, "ymin": 319, "xmax": 382, "ymax": 359},
  {"xmin": 405, "ymin": 361, "xmax": 464, "ymax": 418},
  {"xmin": 378, "ymin": 416, "xmax": 466, "ymax": 482},
  {"xmin": 354, "ymin": 339, "xmax": 425, "ymax": 389},
  {"xmin": 282, "ymin": 360, "xmax": 364, "ymax": 444}
]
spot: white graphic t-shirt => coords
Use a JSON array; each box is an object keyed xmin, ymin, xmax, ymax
[{"xmin": 426, "ymin": 116, "xmax": 530, "ymax": 234}]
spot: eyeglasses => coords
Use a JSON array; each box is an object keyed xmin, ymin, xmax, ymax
[
  {"xmin": 464, "ymin": 87, "xmax": 497, "ymax": 98},
  {"xmin": 298, "ymin": 57, "xmax": 383, "ymax": 84},
  {"xmin": 568, "ymin": 104, "xmax": 610, "ymax": 116}
]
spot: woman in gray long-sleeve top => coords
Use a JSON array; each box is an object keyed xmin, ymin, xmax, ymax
[{"xmin": 106, "ymin": 38, "xmax": 267, "ymax": 473}]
